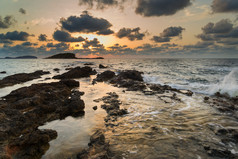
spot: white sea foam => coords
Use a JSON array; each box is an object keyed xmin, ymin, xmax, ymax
[
  {"xmin": 143, "ymin": 75, "xmax": 162, "ymax": 84},
  {"xmin": 209, "ymin": 68, "xmax": 238, "ymax": 97}
]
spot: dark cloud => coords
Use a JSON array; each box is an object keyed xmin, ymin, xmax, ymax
[
  {"xmin": 97, "ymin": 29, "xmax": 114, "ymax": 35},
  {"xmin": 38, "ymin": 34, "xmax": 48, "ymax": 41},
  {"xmin": 0, "ymin": 39, "xmax": 13, "ymax": 44},
  {"xmin": 151, "ymin": 26, "xmax": 185, "ymax": 43},
  {"xmin": 160, "ymin": 26, "xmax": 185, "ymax": 37},
  {"xmin": 151, "ymin": 36, "xmax": 170, "ymax": 43},
  {"xmin": 83, "ymin": 38, "xmax": 104, "ymax": 49},
  {"xmin": 19, "ymin": 8, "xmax": 26, "ymax": 14},
  {"xmin": 116, "ymin": 27, "xmax": 145, "ymax": 41},
  {"xmin": 60, "ymin": 11, "xmax": 113, "ymax": 35},
  {"xmin": 196, "ymin": 19, "xmax": 238, "ymax": 46},
  {"xmin": 0, "ymin": 31, "xmax": 30, "ymax": 41},
  {"xmin": 211, "ymin": 0, "xmax": 238, "ymax": 13},
  {"xmin": 79, "ymin": 0, "xmax": 123, "ymax": 10},
  {"xmin": 135, "ymin": 0, "xmax": 191, "ymax": 17},
  {"xmin": 0, "ymin": 15, "xmax": 17, "ymax": 29},
  {"xmin": 184, "ymin": 41, "xmax": 214, "ymax": 49},
  {"xmin": 46, "ymin": 42, "xmax": 69, "ymax": 49},
  {"xmin": 53, "ymin": 30, "xmax": 85, "ymax": 42},
  {"xmin": 202, "ymin": 19, "xmax": 233, "ymax": 34},
  {"xmin": 21, "ymin": 42, "xmax": 38, "ymax": 46}
]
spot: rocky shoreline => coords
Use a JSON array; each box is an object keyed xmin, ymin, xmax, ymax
[{"xmin": 0, "ymin": 65, "xmax": 237, "ymax": 159}]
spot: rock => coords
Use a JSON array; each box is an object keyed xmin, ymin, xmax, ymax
[
  {"xmin": 0, "ymin": 80, "xmax": 84, "ymax": 158},
  {"xmin": 65, "ymin": 67, "xmax": 72, "ymax": 70},
  {"xmin": 117, "ymin": 70, "xmax": 143, "ymax": 81},
  {"xmin": 53, "ymin": 66, "xmax": 97, "ymax": 79},
  {"xmin": 0, "ymin": 70, "xmax": 50, "ymax": 88},
  {"xmin": 0, "ymin": 71, "xmax": 6, "ymax": 74},
  {"xmin": 53, "ymin": 68, "xmax": 60, "ymax": 72},
  {"xmin": 204, "ymin": 96, "xmax": 209, "ymax": 101},
  {"xmin": 184, "ymin": 90, "xmax": 193, "ymax": 96},
  {"xmin": 76, "ymin": 130, "xmax": 111, "ymax": 159},
  {"xmin": 93, "ymin": 106, "xmax": 98, "ymax": 110},
  {"xmin": 84, "ymin": 63, "xmax": 94, "ymax": 66},
  {"xmin": 99, "ymin": 64, "xmax": 108, "ymax": 69},
  {"xmin": 100, "ymin": 92, "xmax": 128, "ymax": 117},
  {"xmin": 60, "ymin": 79, "xmax": 79, "ymax": 88},
  {"xmin": 93, "ymin": 70, "xmax": 115, "ymax": 83},
  {"xmin": 203, "ymin": 145, "xmax": 235, "ymax": 158}
]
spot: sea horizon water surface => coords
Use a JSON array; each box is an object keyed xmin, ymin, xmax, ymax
[{"xmin": 0, "ymin": 58, "xmax": 238, "ymax": 97}]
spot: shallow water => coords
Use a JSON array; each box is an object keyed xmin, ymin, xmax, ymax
[{"xmin": 0, "ymin": 58, "xmax": 238, "ymax": 158}]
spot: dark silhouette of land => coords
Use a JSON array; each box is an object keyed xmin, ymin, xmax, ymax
[{"xmin": 45, "ymin": 53, "xmax": 104, "ymax": 59}]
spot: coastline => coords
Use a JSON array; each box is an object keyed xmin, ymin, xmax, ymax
[{"xmin": 0, "ymin": 60, "xmax": 237, "ymax": 158}]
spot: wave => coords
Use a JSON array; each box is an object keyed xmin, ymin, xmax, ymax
[
  {"xmin": 143, "ymin": 67, "xmax": 238, "ymax": 97},
  {"xmin": 209, "ymin": 68, "xmax": 238, "ymax": 97}
]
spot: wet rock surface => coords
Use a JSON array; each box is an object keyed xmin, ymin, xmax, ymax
[
  {"xmin": 204, "ymin": 92, "xmax": 238, "ymax": 118},
  {"xmin": 76, "ymin": 92, "xmax": 127, "ymax": 159},
  {"xmin": 93, "ymin": 70, "xmax": 115, "ymax": 84},
  {"xmin": 0, "ymin": 70, "xmax": 50, "ymax": 88},
  {"xmin": 53, "ymin": 66, "xmax": 96, "ymax": 79},
  {"xmin": 76, "ymin": 130, "xmax": 112, "ymax": 159},
  {"xmin": 99, "ymin": 64, "xmax": 108, "ymax": 69},
  {"xmin": 0, "ymin": 79, "xmax": 84, "ymax": 158}
]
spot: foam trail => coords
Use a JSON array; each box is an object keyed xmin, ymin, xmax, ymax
[{"xmin": 209, "ymin": 68, "xmax": 238, "ymax": 97}]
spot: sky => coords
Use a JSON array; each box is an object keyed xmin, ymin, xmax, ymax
[{"xmin": 0, "ymin": 0, "xmax": 238, "ymax": 58}]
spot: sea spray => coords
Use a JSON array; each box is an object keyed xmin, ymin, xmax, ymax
[{"xmin": 209, "ymin": 68, "xmax": 238, "ymax": 97}]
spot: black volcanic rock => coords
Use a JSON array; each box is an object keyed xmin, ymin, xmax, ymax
[
  {"xmin": 46, "ymin": 53, "xmax": 76, "ymax": 59},
  {"xmin": 0, "ymin": 71, "xmax": 6, "ymax": 74},
  {"xmin": 53, "ymin": 66, "xmax": 97, "ymax": 79},
  {"xmin": 0, "ymin": 70, "xmax": 50, "ymax": 88}
]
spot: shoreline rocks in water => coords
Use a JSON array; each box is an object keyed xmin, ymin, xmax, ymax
[
  {"xmin": 0, "ymin": 79, "xmax": 85, "ymax": 159},
  {"xmin": 53, "ymin": 66, "xmax": 96, "ymax": 79},
  {"xmin": 0, "ymin": 71, "xmax": 6, "ymax": 74},
  {"xmin": 0, "ymin": 70, "xmax": 50, "ymax": 88},
  {"xmin": 76, "ymin": 130, "xmax": 111, "ymax": 159}
]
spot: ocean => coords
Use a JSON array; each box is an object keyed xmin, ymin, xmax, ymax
[
  {"xmin": 0, "ymin": 58, "xmax": 238, "ymax": 159},
  {"xmin": 1, "ymin": 58, "xmax": 238, "ymax": 97}
]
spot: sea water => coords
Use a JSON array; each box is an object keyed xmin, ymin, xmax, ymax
[
  {"xmin": 1, "ymin": 58, "xmax": 238, "ymax": 97},
  {"xmin": 0, "ymin": 58, "xmax": 238, "ymax": 159}
]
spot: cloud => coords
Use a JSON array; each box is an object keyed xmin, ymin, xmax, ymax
[
  {"xmin": 38, "ymin": 34, "xmax": 48, "ymax": 41},
  {"xmin": 21, "ymin": 42, "xmax": 38, "ymax": 46},
  {"xmin": 160, "ymin": 26, "xmax": 185, "ymax": 37},
  {"xmin": 211, "ymin": 0, "xmax": 238, "ymax": 13},
  {"xmin": 201, "ymin": 19, "xmax": 233, "ymax": 34},
  {"xmin": 135, "ymin": 0, "xmax": 191, "ymax": 17},
  {"xmin": 78, "ymin": 0, "xmax": 123, "ymax": 10},
  {"xmin": 53, "ymin": 30, "xmax": 85, "ymax": 42},
  {"xmin": 151, "ymin": 26, "xmax": 185, "ymax": 43},
  {"xmin": 60, "ymin": 11, "xmax": 114, "ymax": 35},
  {"xmin": 19, "ymin": 8, "xmax": 26, "ymax": 14},
  {"xmin": 196, "ymin": 19, "xmax": 238, "ymax": 45},
  {"xmin": 82, "ymin": 38, "xmax": 104, "ymax": 49},
  {"xmin": 151, "ymin": 36, "xmax": 170, "ymax": 43},
  {"xmin": 0, "ymin": 15, "xmax": 17, "ymax": 29},
  {"xmin": 116, "ymin": 27, "xmax": 145, "ymax": 41},
  {"xmin": 0, "ymin": 31, "xmax": 30, "ymax": 41}
]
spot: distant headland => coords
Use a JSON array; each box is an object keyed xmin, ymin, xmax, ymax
[
  {"xmin": 45, "ymin": 53, "xmax": 104, "ymax": 59},
  {"xmin": 0, "ymin": 56, "xmax": 38, "ymax": 59}
]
